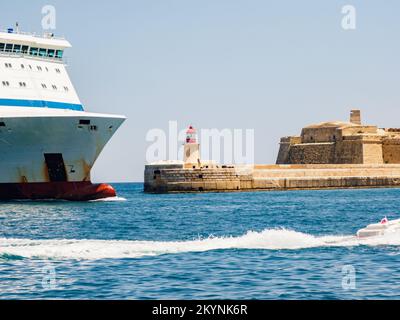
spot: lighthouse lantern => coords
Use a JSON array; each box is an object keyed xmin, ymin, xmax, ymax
[{"xmin": 186, "ymin": 125, "xmax": 197, "ymax": 144}]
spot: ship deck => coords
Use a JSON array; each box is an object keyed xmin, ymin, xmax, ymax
[{"xmin": 0, "ymin": 106, "xmax": 126, "ymax": 119}]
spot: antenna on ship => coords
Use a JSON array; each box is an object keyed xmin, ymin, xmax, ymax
[{"xmin": 15, "ymin": 22, "xmax": 19, "ymax": 33}]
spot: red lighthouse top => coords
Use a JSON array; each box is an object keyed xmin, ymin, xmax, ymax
[{"xmin": 186, "ymin": 125, "xmax": 197, "ymax": 144}]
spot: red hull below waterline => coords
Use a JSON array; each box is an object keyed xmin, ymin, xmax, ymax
[{"xmin": 0, "ymin": 182, "xmax": 116, "ymax": 201}]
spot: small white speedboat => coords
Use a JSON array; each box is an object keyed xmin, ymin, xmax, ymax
[{"xmin": 357, "ymin": 217, "xmax": 400, "ymax": 238}]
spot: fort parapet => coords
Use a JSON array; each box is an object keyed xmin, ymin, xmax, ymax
[
  {"xmin": 276, "ymin": 110, "xmax": 400, "ymax": 165},
  {"xmin": 144, "ymin": 111, "xmax": 400, "ymax": 193}
]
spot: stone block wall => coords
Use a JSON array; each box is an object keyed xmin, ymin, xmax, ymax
[
  {"xmin": 287, "ymin": 143, "xmax": 335, "ymax": 164},
  {"xmin": 334, "ymin": 140, "xmax": 363, "ymax": 164},
  {"xmin": 383, "ymin": 139, "xmax": 400, "ymax": 163},
  {"xmin": 276, "ymin": 136, "xmax": 301, "ymax": 164},
  {"xmin": 301, "ymin": 127, "xmax": 338, "ymax": 143},
  {"xmin": 341, "ymin": 126, "xmax": 378, "ymax": 135},
  {"xmin": 144, "ymin": 163, "xmax": 400, "ymax": 193},
  {"xmin": 363, "ymin": 142, "xmax": 383, "ymax": 164},
  {"xmin": 144, "ymin": 166, "xmax": 251, "ymax": 193}
]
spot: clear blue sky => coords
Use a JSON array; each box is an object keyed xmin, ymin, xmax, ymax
[{"xmin": 2, "ymin": 0, "xmax": 400, "ymax": 182}]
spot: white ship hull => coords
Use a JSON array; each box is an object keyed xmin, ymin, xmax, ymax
[{"xmin": 0, "ymin": 107, "xmax": 125, "ymax": 200}]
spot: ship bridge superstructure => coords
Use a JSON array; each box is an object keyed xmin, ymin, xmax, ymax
[{"xmin": 0, "ymin": 29, "xmax": 82, "ymax": 111}]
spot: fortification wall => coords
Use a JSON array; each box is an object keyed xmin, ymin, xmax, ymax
[
  {"xmin": 383, "ymin": 139, "xmax": 400, "ymax": 163},
  {"xmin": 276, "ymin": 122, "xmax": 386, "ymax": 165},
  {"xmin": 362, "ymin": 142, "xmax": 383, "ymax": 164},
  {"xmin": 281, "ymin": 138, "xmax": 383, "ymax": 165},
  {"xmin": 287, "ymin": 143, "xmax": 335, "ymax": 164},
  {"xmin": 334, "ymin": 140, "xmax": 363, "ymax": 164},
  {"xmin": 341, "ymin": 126, "xmax": 378, "ymax": 135},
  {"xmin": 276, "ymin": 136, "xmax": 301, "ymax": 164},
  {"xmin": 301, "ymin": 127, "xmax": 338, "ymax": 143}
]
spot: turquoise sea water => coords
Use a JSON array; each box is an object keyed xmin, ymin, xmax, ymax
[{"xmin": 1, "ymin": 183, "xmax": 400, "ymax": 299}]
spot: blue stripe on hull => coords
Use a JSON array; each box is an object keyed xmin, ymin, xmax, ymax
[{"xmin": 0, "ymin": 99, "xmax": 84, "ymax": 111}]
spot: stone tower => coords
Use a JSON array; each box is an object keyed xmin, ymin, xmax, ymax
[
  {"xmin": 184, "ymin": 125, "xmax": 200, "ymax": 165},
  {"xmin": 350, "ymin": 110, "xmax": 361, "ymax": 125}
]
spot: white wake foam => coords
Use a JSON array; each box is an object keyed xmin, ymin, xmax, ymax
[
  {"xmin": 1, "ymin": 228, "xmax": 400, "ymax": 260},
  {"xmin": 90, "ymin": 196, "xmax": 127, "ymax": 202}
]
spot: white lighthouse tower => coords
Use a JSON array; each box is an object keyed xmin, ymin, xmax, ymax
[{"xmin": 184, "ymin": 125, "xmax": 200, "ymax": 165}]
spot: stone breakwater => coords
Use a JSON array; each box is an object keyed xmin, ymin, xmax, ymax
[{"xmin": 144, "ymin": 163, "xmax": 400, "ymax": 193}]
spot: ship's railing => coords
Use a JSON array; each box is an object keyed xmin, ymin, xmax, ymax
[
  {"xmin": 0, "ymin": 29, "xmax": 65, "ymax": 40},
  {"xmin": 0, "ymin": 50, "xmax": 66, "ymax": 63}
]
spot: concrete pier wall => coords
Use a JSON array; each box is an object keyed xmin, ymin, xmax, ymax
[{"xmin": 144, "ymin": 164, "xmax": 400, "ymax": 193}]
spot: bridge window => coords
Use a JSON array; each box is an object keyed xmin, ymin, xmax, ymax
[
  {"xmin": 52, "ymin": 85, "xmax": 57, "ymax": 90},
  {"xmin": 56, "ymin": 50, "xmax": 63, "ymax": 59},
  {"xmin": 13, "ymin": 44, "xmax": 21, "ymax": 53},
  {"xmin": 2, "ymin": 81, "xmax": 10, "ymax": 87},
  {"xmin": 39, "ymin": 48, "xmax": 47, "ymax": 57},
  {"xmin": 29, "ymin": 47, "xmax": 38, "ymax": 56},
  {"xmin": 41, "ymin": 83, "xmax": 47, "ymax": 89},
  {"xmin": 19, "ymin": 82, "xmax": 27, "ymax": 87},
  {"xmin": 1, "ymin": 43, "xmax": 62, "ymax": 59},
  {"xmin": 1, "ymin": 43, "xmax": 63, "ymax": 59}
]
